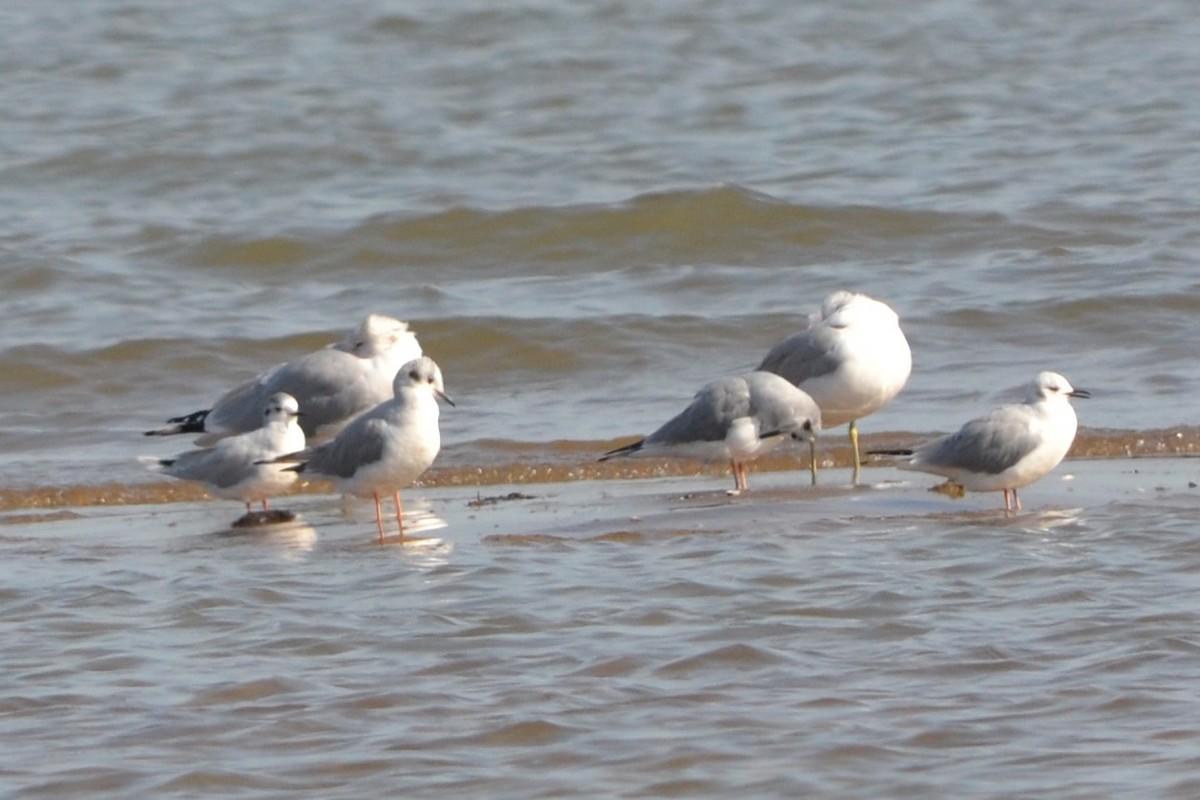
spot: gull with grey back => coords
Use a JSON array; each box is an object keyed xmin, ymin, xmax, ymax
[
  {"xmin": 600, "ymin": 371, "xmax": 821, "ymax": 493},
  {"xmin": 146, "ymin": 314, "xmax": 422, "ymax": 446},
  {"xmin": 278, "ymin": 357, "xmax": 452, "ymax": 542},
  {"xmin": 871, "ymin": 371, "xmax": 1089, "ymax": 512},
  {"xmin": 149, "ymin": 392, "xmax": 306, "ymax": 519},
  {"xmin": 758, "ymin": 290, "xmax": 911, "ymax": 484}
]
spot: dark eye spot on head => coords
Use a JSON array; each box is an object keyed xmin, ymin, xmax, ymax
[
  {"xmin": 409, "ymin": 369, "xmax": 420, "ymax": 380},
  {"xmin": 803, "ymin": 420, "xmax": 813, "ymax": 432}
]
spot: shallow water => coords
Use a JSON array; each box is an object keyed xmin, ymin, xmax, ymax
[
  {"xmin": 5, "ymin": 459, "xmax": 1200, "ymax": 798},
  {"xmin": 3, "ymin": 0, "xmax": 1200, "ymax": 795}
]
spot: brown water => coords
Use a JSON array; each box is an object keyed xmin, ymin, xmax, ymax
[{"xmin": 4, "ymin": 0, "xmax": 1200, "ymax": 796}]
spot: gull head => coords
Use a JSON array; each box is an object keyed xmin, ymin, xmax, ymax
[
  {"xmin": 338, "ymin": 314, "xmax": 421, "ymax": 359},
  {"xmin": 789, "ymin": 416, "xmax": 821, "ymax": 444},
  {"xmin": 819, "ymin": 290, "xmax": 901, "ymax": 330},
  {"xmin": 1026, "ymin": 371, "xmax": 1090, "ymax": 404},
  {"xmin": 395, "ymin": 357, "xmax": 455, "ymax": 406},
  {"xmin": 263, "ymin": 392, "xmax": 301, "ymax": 424}
]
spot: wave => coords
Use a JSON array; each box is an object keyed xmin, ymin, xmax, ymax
[{"xmin": 150, "ymin": 185, "xmax": 1056, "ymax": 277}]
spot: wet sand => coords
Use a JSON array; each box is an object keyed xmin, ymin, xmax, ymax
[
  {"xmin": 3, "ymin": 426, "xmax": 1198, "ymax": 515},
  {"xmin": 5, "ymin": 454, "xmax": 1197, "ymax": 546}
]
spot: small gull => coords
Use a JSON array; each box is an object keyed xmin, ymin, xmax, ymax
[
  {"xmin": 758, "ymin": 290, "xmax": 911, "ymax": 484},
  {"xmin": 146, "ymin": 313, "xmax": 422, "ymax": 445},
  {"xmin": 148, "ymin": 392, "xmax": 306, "ymax": 516},
  {"xmin": 600, "ymin": 371, "xmax": 822, "ymax": 493},
  {"xmin": 871, "ymin": 371, "xmax": 1089, "ymax": 512},
  {"xmin": 276, "ymin": 356, "xmax": 452, "ymax": 542}
]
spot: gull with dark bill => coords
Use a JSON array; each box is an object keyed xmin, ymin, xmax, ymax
[
  {"xmin": 870, "ymin": 371, "xmax": 1089, "ymax": 512},
  {"xmin": 758, "ymin": 290, "xmax": 911, "ymax": 484},
  {"xmin": 146, "ymin": 313, "xmax": 422, "ymax": 445},
  {"xmin": 148, "ymin": 392, "xmax": 305, "ymax": 521},
  {"xmin": 600, "ymin": 371, "xmax": 822, "ymax": 494},
  {"xmin": 275, "ymin": 357, "xmax": 452, "ymax": 542}
]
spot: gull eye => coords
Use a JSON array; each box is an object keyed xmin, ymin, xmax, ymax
[{"xmin": 803, "ymin": 420, "xmax": 813, "ymax": 432}]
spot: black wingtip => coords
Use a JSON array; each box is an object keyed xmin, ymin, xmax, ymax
[
  {"xmin": 866, "ymin": 448, "xmax": 914, "ymax": 457},
  {"xmin": 144, "ymin": 408, "xmax": 211, "ymax": 436},
  {"xmin": 598, "ymin": 440, "xmax": 644, "ymax": 462},
  {"xmin": 166, "ymin": 409, "xmax": 211, "ymax": 427}
]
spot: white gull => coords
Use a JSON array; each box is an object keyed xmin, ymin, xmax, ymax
[{"xmin": 758, "ymin": 290, "xmax": 911, "ymax": 483}]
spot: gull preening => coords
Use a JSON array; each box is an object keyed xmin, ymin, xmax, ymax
[
  {"xmin": 146, "ymin": 314, "xmax": 422, "ymax": 446},
  {"xmin": 600, "ymin": 371, "xmax": 822, "ymax": 494},
  {"xmin": 148, "ymin": 392, "xmax": 306, "ymax": 517},
  {"xmin": 871, "ymin": 371, "xmax": 1089, "ymax": 512},
  {"xmin": 758, "ymin": 290, "xmax": 911, "ymax": 484},
  {"xmin": 275, "ymin": 357, "xmax": 452, "ymax": 542}
]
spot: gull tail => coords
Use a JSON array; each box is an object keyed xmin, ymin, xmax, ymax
[
  {"xmin": 598, "ymin": 439, "xmax": 644, "ymax": 462},
  {"xmin": 144, "ymin": 409, "xmax": 210, "ymax": 437}
]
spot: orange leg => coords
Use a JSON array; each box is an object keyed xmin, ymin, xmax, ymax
[{"xmin": 373, "ymin": 493, "xmax": 386, "ymax": 542}]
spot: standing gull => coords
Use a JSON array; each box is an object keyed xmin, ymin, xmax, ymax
[
  {"xmin": 278, "ymin": 357, "xmax": 452, "ymax": 542},
  {"xmin": 600, "ymin": 371, "xmax": 822, "ymax": 494},
  {"xmin": 871, "ymin": 371, "xmax": 1089, "ymax": 512},
  {"xmin": 758, "ymin": 290, "xmax": 911, "ymax": 484},
  {"xmin": 149, "ymin": 392, "xmax": 306, "ymax": 518},
  {"xmin": 146, "ymin": 313, "xmax": 422, "ymax": 445}
]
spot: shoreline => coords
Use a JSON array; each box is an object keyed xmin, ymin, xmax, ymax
[
  {"xmin": 2, "ymin": 426, "xmax": 1198, "ymax": 518},
  {"xmin": 3, "ymin": 455, "xmax": 1198, "ymax": 545}
]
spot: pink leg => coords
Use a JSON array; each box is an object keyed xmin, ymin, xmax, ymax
[
  {"xmin": 732, "ymin": 461, "xmax": 748, "ymax": 492},
  {"xmin": 244, "ymin": 501, "xmax": 253, "ymax": 514},
  {"xmin": 394, "ymin": 491, "xmax": 406, "ymax": 537},
  {"xmin": 261, "ymin": 499, "xmax": 270, "ymax": 511},
  {"xmin": 373, "ymin": 493, "xmax": 385, "ymax": 542},
  {"xmin": 1012, "ymin": 488, "xmax": 1021, "ymax": 512}
]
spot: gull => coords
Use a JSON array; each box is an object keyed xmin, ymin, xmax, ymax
[
  {"xmin": 149, "ymin": 392, "xmax": 305, "ymax": 516},
  {"xmin": 758, "ymin": 290, "xmax": 911, "ymax": 484},
  {"xmin": 871, "ymin": 371, "xmax": 1089, "ymax": 512},
  {"xmin": 277, "ymin": 357, "xmax": 452, "ymax": 542},
  {"xmin": 146, "ymin": 313, "xmax": 422, "ymax": 445},
  {"xmin": 600, "ymin": 371, "xmax": 822, "ymax": 494}
]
